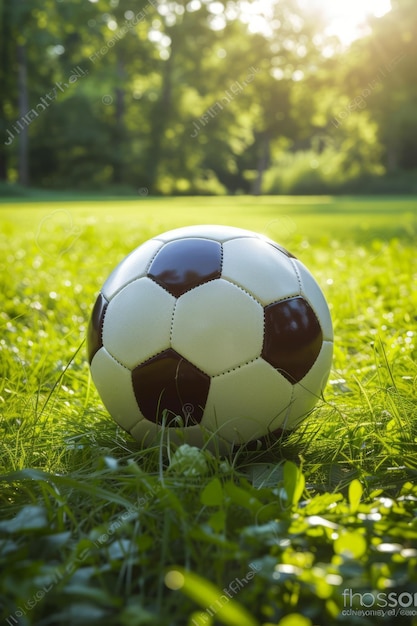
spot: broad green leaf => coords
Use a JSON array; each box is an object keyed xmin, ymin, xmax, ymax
[
  {"xmin": 277, "ymin": 614, "xmax": 313, "ymax": 626},
  {"xmin": 283, "ymin": 461, "xmax": 305, "ymax": 507},
  {"xmin": 0, "ymin": 505, "xmax": 48, "ymax": 533},
  {"xmin": 208, "ymin": 510, "xmax": 226, "ymax": 533},
  {"xmin": 201, "ymin": 478, "xmax": 223, "ymax": 507},
  {"xmin": 224, "ymin": 482, "xmax": 262, "ymax": 512},
  {"xmin": 334, "ymin": 531, "xmax": 367, "ymax": 559},
  {"xmin": 348, "ymin": 479, "xmax": 363, "ymax": 513},
  {"xmin": 304, "ymin": 492, "xmax": 344, "ymax": 515}
]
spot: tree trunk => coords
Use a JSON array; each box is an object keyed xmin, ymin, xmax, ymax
[
  {"xmin": 113, "ymin": 55, "xmax": 125, "ymax": 185},
  {"xmin": 0, "ymin": 0, "xmax": 11, "ymax": 180},
  {"xmin": 251, "ymin": 131, "xmax": 270, "ymax": 196},
  {"xmin": 17, "ymin": 42, "xmax": 29, "ymax": 186},
  {"xmin": 386, "ymin": 139, "xmax": 398, "ymax": 173},
  {"xmin": 147, "ymin": 48, "xmax": 174, "ymax": 191}
]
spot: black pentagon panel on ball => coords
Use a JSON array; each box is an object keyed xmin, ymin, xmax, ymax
[
  {"xmin": 132, "ymin": 348, "xmax": 211, "ymax": 426},
  {"xmin": 147, "ymin": 238, "xmax": 222, "ymax": 297},
  {"xmin": 87, "ymin": 292, "xmax": 108, "ymax": 364},
  {"xmin": 262, "ymin": 296, "xmax": 323, "ymax": 383}
]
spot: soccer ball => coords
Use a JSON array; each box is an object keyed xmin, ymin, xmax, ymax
[{"xmin": 87, "ymin": 225, "xmax": 333, "ymax": 450}]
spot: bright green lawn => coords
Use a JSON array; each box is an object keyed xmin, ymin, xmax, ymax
[{"xmin": 1, "ymin": 196, "xmax": 417, "ymax": 626}]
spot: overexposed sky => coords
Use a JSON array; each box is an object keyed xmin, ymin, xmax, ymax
[
  {"xmin": 297, "ymin": 0, "xmax": 392, "ymax": 45},
  {"xmin": 240, "ymin": 0, "xmax": 392, "ymax": 45}
]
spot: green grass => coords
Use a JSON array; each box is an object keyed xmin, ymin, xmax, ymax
[{"xmin": 1, "ymin": 196, "xmax": 417, "ymax": 625}]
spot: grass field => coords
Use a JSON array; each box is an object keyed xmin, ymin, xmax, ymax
[{"xmin": 1, "ymin": 195, "xmax": 417, "ymax": 626}]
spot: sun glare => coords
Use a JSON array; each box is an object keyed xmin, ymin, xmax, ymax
[
  {"xmin": 298, "ymin": 0, "xmax": 392, "ymax": 45},
  {"xmin": 242, "ymin": 0, "xmax": 392, "ymax": 47}
]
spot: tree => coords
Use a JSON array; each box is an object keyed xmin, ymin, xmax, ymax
[
  {"xmin": 0, "ymin": 0, "xmax": 12, "ymax": 180},
  {"xmin": 1, "ymin": 0, "xmax": 414, "ymax": 194},
  {"xmin": 1, "ymin": 0, "xmax": 65, "ymax": 186},
  {"xmin": 338, "ymin": 0, "xmax": 417, "ymax": 174}
]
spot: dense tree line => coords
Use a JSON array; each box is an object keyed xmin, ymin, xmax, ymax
[{"xmin": 0, "ymin": 0, "xmax": 416, "ymax": 195}]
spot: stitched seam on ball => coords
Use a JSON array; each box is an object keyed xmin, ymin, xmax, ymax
[
  {"xmin": 146, "ymin": 240, "xmax": 165, "ymax": 272},
  {"xmin": 99, "ymin": 294, "xmax": 109, "ymax": 347},
  {"xmin": 220, "ymin": 278, "xmax": 264, "ymax": 306},
  {"xmin": 296, "ymin": 371, "xmax": 325, "ymax": 397},
  {"xmin": 107, "ymin": 275, "xmax": 148, "ymax": 302},
  {"xmin": 106, "ymin": 242, "xmax": 165, "ymax": 302},
  {"xmin": 308, "ymin": 339, "xmax": 333, "ymax": 381},
  {"xmin": 212, "ymin": 356, "xmax": 260, "ymax": 379},
  {"xmin": 155, "ymin": 275, "xmax": 221, "ymax": 297},
  {"xmin": 289, "ymin": 256, "xmax": 302, "ymax": 294},
  {"xmin": 102, "ymin": 346, "xmax": 131, "ymax": 371},
  {"xmin": 220, "ymin": 241, "xmax": 224, "ymax": 274},
  {"xmin": 134, "ymin": 347, "xmax": 209, "ymax": 378},
  {"xmin": 292, "ymin": 259, "xmax": 326, "ymax": 331},
  {"xmin": 265, "ymin": 293, "xmax": 304, "ymax": 306},
  {"xmin": 169, "ymin": 299, "xmax": 177, "ymax": 344}
]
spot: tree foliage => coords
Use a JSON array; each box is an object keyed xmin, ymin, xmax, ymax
[{"xmin": 1, "ymin": 0, "xmax": 416, "ymax": 194}]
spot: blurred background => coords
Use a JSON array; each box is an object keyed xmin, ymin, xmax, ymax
[{"xmin": 0, "ymin": 0, "xmax": 416, "ymax": 196}]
